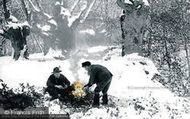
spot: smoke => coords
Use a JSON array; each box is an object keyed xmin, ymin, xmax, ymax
[{"xmin": 69, "ymin": 49, "xmax": 88, "ymax": 81}]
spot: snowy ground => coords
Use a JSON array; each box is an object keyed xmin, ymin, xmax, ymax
[{"xmin": 0, "ymin": 46, "xmax": 190, "ymax": 119}]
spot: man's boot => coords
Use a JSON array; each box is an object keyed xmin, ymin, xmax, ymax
[
  {"xmin": 102, "ymin": 94, "xmax": 108, "ymax": 105},
  {"xmin": 93, "ymin": 94, "xmax": 100, "ymax": 107}
]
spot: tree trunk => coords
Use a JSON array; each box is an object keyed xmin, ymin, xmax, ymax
[
  {"xmin": 2, "ymin": 0, "xmax": 10, "ymax": 21},
  {"xmin": 147, "ymin": 34, "xmax": 152, "ymax": 56},
  {"xmin": 163, "ymin": 27, "xmax": 171, "ymax": 69},
  {"xmin": 120, "ymin": 13, "xmax": 126, "ymax": 56},
  {"xmin": 117, "ymin": 0, "xmax": 149, "ymax": 55},
  {"xmin": 184, "ymin": 35, "xmax": 190, "ymax": 78},
  {"xmin": 21, "ymin": 0, "xmax": 30, "ymax": 22}
]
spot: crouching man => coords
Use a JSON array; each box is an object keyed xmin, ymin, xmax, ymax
[
  {"xmin": 82, "ymin": 61, "xmax": 113, "ymax": 107},
  {"xmin": 46, "ymin": 67, "xmax": 71, "ymax": 101}
]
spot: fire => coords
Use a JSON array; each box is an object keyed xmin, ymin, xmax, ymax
[{"xmin": 71, "ymin": 80, "xmax": 86, "ymax": 98}]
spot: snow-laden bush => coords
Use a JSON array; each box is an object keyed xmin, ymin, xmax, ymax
[{"xmin": 0, "ymin": 79, "xmax": 43, "ymax": 110}]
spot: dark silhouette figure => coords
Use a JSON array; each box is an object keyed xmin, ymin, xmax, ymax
[
  {"xmin": 46, "ymin": 67, "xmax": 71, "ymax": 101},
  {"xmin": 82, "ymin": 61, "xmax": 113, "ymax": 107}
]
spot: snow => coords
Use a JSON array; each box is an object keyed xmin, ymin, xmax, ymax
[
  {"xmin": 42, "ymin": 32, "xmax": 49, "ymax": 36},
  {"xmin": 0, "ymin": 46, "xmax": 190, "ymax": 118},
  {"xmin": 188, "ymin": 10, "xmax": 190, "ymax": 13},
  {"xmin": 41, "ymin": 25, "xmax": 51, "ymax": 31},
  {"xmin": 104, "ymin": 54, "xmax": 172, "ymax": 102},
  {"xmin": 87, "ymin": 46, "xmax": 108, "ymax": 53},
  {"xmin": 60, "ymin": 7, "xmax": 71, "ymax": 17},
  {"xmin": 37, "ymin": 24, "xmax": 51, "ymax": 31},
  {"xmin": 28, "ymin": 48, "xmax": 64, "ymax": 60},
  {"xmin": 79, "ymin": 29, "xmax": 95, "ymax": 36},
  {"xmin": 67, "ymin": 1, "xmax": 87, "ymax": 27},
  {"xmin": 0, "ymin": 58, "xmax": 74, "ymax": 89},
  {"xmin": 76, "ymin": 52, "xmax": 174, "ymax": 103},
  {"xmin": 143, "ymin": 0, "xmax": 149, "ymax": 6},
  {"xmin": 48, "ymin": 19, "xmax": 57, "ymax": 26},
  {"xmin": 55, "ymin": 1, "xmax": 61, "ymax": 6},
  {"xmin": 0, "ymin": 29, "xmax": 4, "ymax": 34},
  {"xmin": 44, "ymin": 13, "xmax": 52, "ymax": 19},
  {"xmin": 55, "ymin": 0, "xmax": 88, "ymax": 27},
  {"xmin": 68, "ymin": 15, "xmax": 79, "ymax": 27},
  {"xmin": 6, "ymin": 21, "xmax": 30, "ymax": 29},
  {"xmin": 100, "ymin": 29, "xmax": 106, "ymax": 33},
  {"xmin": 46, "ymin": 48, "xmax": 64, "ymax": 58},
  {"xmin": 9, "ymin": 15, "xmax": 18, "ymax": 22},
  {"xmin": 124, "ymin": 0, "xmax": 149, "ymax": 6},
  {"xmin": 124, "ymin": 0, "xmax": 133, "ymax": 4}
]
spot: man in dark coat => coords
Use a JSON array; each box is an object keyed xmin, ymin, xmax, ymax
[
  {"xmin": 46, "ymin": 67, "xmax": 71, "ymax": 101},
  {"xmin": 82, "ymin": 61, "xmax": 113, "ymax": 106}
]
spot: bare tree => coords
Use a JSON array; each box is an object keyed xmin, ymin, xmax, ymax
[
  {"xmin": 26, "ymin": 0, "xmax": 96, "ymax": 57},
  {"xmin": 0, "ymin": 0, "xmax": 30, "ymax": 60},
  {"xmin": 117, "ymin": 0, "xmax": 150, "ymax": 55}
]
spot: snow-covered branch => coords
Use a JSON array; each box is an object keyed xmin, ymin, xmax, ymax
[
  {"xmin": 80, "ymin": 0, "xmax": 96, "ymax": 23},
  {"xmin": 28, "ymin": 0, "xmax": 53, "ymax": 20},
  {"xmin": 67, "ymin": 1, "xmax": 88, "ymax": 27},
  {"xmin": 68, "ymin": 0, "xmax": 96, "ymax": 27},
  {"xmin": 21, "ymin": 0, "xmax": 30, "ymax": 22},
  {"xmin": 70, "ymin": 0, "xmax": 81, "ymax": 13},
  {"xmin": 117, "ymin": 0, "xmax": 131, "ymax": 9},
  {"xmin": 35, "ymin": 0, "xmax": 43, "ymax": 10},
  {"xmin": 117, "ymin": 0, "xmax": 149, "ymax": 9},
  {"xmin": 28, "ymin": 0, "xmax": 40, "ymax": 12},
  {"xmin": 0, "ymin": 29, "xmax": 4, "ymax": 34},
  {"xmin": 143, "ymin": 0, "xmax": 150, "ymax": 6}
]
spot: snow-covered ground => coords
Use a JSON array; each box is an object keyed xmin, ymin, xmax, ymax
[{"xmin": 0, "ymin": 46, "xmax": 190, "ymax": 119}]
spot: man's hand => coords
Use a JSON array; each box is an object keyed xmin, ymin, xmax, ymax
[{"xmin": 55, "ymin": 85, "xmax": 68, "ymax": 89}]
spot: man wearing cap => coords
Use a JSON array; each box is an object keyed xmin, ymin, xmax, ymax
[
  {"xmin": 46, "ymin": 67, "xmax": 71, "ymax": 101},
  {"xmin": 82, "ymin": 61, "xmax": 113, "ymax": 107}
]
